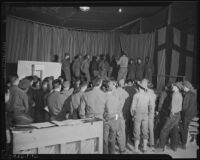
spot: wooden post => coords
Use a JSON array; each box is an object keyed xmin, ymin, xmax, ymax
[
  {"xmin": 139, "ymin": 18, "xmax": 142, "ymax": 34},
  {"xmin": 167, "ymin": 4, "xmax": 172, "ymax": 25}
]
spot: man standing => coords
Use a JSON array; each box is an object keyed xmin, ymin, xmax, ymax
[
  {"xmin": 130, "ymin": 79, "xmax": 153, "ymax": 153},
  {"xmin": 103, "ymin": 80, "xmax": 121, "ymax": 154},
  {"xmin": 72, "ymin": 55, "xmax": 81, "ymax": 79},
  {"xmin": 81, "ymin": 55, "xmax": 91, "ymax": 82},
  {"xmin": 116, "ymin": 52, "xmax": 129, "ymax": 81},
  {"xmin": 135, "ymin": 58, "xmax": 144, "ymax": 81},
  {"xmin": 79, "ymin": 77, "xmax": 106, "ymax": 119},
  {"xmin": 62, "ymin": 53, "xmax": 71, "ymax": 82},
  {"xmin": 99, "ymin": 55, "xmax": 110, "ymax": 80},
  {"xmin": 144, "ymin": 56, "xmax": 154, "ymax": 82},
  {"xmin": 47, "ymin": 79, "xmax": 66, "ymax": 120},
  {"xmin": 7, "ymin": 75, "xmax": 33, "ymax": 125},
  {"xmin": 114, "ymin": 79, "xmax": 129, "ymax": 153},
  {"xmin": 156, "ymin": 82, "xmax": 183, "ymax": 152},
  {"xmin": 180, "ymin": 81, "xmax": 197, "ymax": 149},
  {"xmin": 127, "ymin": 58, "xmax": 136, "ymax": 81}
]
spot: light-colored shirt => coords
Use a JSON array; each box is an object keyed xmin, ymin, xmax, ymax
[
  {"xmin": 117, "ymin": 55, "xmax": 129, "ymax": 68},
  {"xmin": 130, "ymin": 90, "xmax": 153, "ymax": 115},
  {"xmin": 171, "ymin": 92, "xmax": 183, "ymax": 114}
]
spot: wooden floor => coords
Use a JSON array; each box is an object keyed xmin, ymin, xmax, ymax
[{"xmin": 115, "ymin": 140, "xmax": 198, "ymax": 158}]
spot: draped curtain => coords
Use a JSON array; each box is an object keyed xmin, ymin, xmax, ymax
[
  {"xmin": 6, "ymin": 17, "xmax": 115, "ymax": 63},
  {"xmin": 119, "ymin": 32, "xmax": 155, "ymax": 63}
]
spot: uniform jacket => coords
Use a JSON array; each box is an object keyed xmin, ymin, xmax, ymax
[{"xmin": 79, "ymin": 87, "xmax": 107, "ymax": 119}]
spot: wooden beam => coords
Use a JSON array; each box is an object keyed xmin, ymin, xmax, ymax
[{"xmin": 111, "ymin": 17, "xmax": 142, "ymax": 32}]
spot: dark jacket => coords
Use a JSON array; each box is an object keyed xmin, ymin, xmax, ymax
[{"xmin": 182, "ymin": 91, "xmax": 197, "ymax": 118}]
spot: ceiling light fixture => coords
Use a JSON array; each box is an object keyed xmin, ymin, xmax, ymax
[
  {"xmin": 118, "ymin": 8, "xmax": 122, "ymax": 13},
  {"xmin": 79, "ymin": 6, "xmax": 90, "ymax": 12}
]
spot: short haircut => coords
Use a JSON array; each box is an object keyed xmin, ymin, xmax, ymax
[
  {"xmin": 25, "ymin": 76, "xmax": 34, "ymax": 82},
  {"xmin": 92, "ymin": 76, "xmax": 102, "ymax": 87},
  {"xmin": 9, "ymin": 74, "xmax": 19, "ymax": 84},
  {"xmin": 52, "ymin": 79, "xmax": 62, "ymax": 89}
]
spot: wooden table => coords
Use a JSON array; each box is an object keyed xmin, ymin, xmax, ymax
[{"xmin": 11, "ymin": 118, "xmax": 103, "ymax": 154}]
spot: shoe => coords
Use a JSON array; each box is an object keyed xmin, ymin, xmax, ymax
[
  {"xmin": 155, "ymin": 148, "xmax": 164, "ymax": 152},
  {"xmin": 120, "ymin": 150, "xmax": 126, "ymax": 154}
]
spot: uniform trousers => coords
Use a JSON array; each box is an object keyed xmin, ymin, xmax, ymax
[{"xmin": 117, "ymin": 67, "xmax": 127, "ymax": 81}]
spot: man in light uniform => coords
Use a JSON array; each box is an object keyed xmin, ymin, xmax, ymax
[
  {"xmin": 114, "ymin": 79, "xmax": 129, "ymax": 153},
  {"xmin": 116, "ymin": 52, "xmax": 129, "ymax": 81},
  {"xmin": 130, "ymin": 79, "xmax": 154, "ymax": 152}
]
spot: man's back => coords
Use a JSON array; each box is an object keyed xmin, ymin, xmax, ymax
[
  {"xmin": 8, "ymin": 85, "xmax": 29, "ymax": 114},
  {"xmin": 82, "ymin": 87, "xmax": 106, "ymax": 118},
  {"xmin": 47, "ymin": 91, "xmax": 65, "ymax": 117}
]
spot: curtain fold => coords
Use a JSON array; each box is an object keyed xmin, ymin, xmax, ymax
[{"xmin": 119, "ymin": 32, "xmax": 155, "ymax": 62}]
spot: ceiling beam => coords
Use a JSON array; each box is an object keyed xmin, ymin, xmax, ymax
[{"xmin": 111, "ymin": 17, "xmax": 142, "ymax": 32}]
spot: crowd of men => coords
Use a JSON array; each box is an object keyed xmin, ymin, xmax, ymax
[{"xmin": 5, "ymin": 52, "xmax": 198, "ymax": 154}]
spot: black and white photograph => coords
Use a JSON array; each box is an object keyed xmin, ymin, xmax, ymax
[{"xmin": 1, "ymin": 1, "xmax": 199, "ymax": 159}]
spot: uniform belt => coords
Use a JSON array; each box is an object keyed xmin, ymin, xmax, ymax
[{"xmin": 171, "ymin": 112, "xmax": 180, "ymax": 115}]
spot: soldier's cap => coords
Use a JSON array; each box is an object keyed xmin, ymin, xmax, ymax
[
  {"xmin": 138, "ymin": 79, "xmax": 149, "ymax": 90},
  {"xmin": 182, "ymin": 80, "xmax": 193, "ymax": 90}
]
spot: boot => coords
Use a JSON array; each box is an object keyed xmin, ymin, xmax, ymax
[
  {"xmin": 143, "ymin": 139, "xmax": 148, "ymax": 153},
  {"xmin": 134, "ymin": 140, "xmax": 140, "ymax": 153}
]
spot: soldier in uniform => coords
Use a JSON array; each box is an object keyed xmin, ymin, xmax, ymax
[
  {"xmin": 144, "ymin": 56, "xmax": 154, "ymax": 82},
  {"xmin": 127, "ymin": 58, "xmax": 136, "ymax": 81},
  {"xmin": 62, "ymin": 53, "xmax": 71, "ymax": 82},
  {"xmin": 79, "ymin": 77, "xmax": 106, "ymax": 119},
  {"xmin": 81, "ymin": 55, "xmax": 91, "ymax": 82},
  {"xmin": 135, "ymin": 58, "xmax": 144, "ymax": 81},
  {"xmin": 103, "ymin": 80, "xmax": 121, "ymax": 154},
  {"xmin": 114, "ymin": 79, "xmax": 129, "ymax": 153},
  {"xmin": 116, "ymin": 52, "xmax": 129, "ymax": 81},
  {"xmin": 99, "ymin": 55, "xmax": 110, "ymax": 80},
  {"xmin": 72, "ymin": 55, "xmax": 81, "ymax": 79},
  {"xmin": 130, "ymin": 79, "xmax": 154, "ymax": 153}
]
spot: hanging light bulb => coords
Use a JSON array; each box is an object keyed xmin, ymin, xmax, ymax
[
  {"xmin": 79, "ymin": 6, "xmax": 90, "ymax": 12},
  {"xmin": 118, "ymin": 8, "xmax": 122, "ymax": 13}
]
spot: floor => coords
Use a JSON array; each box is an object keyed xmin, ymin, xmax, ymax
[{"xmin": 115, "ymin": 139, "xmax": 198, "ymax": 158}]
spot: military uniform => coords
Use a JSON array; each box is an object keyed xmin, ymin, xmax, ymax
[
  {"xmin": 7, "ymin": 85, "xmax": 33, "ymax": 125},
  {"xmin": 79, "ymin": 87, "xmax": 107, "ymax": 119},
  {"xmin": 103, "ymin": 91, "xmax": 121, "ymax": 154},
  {"xmin": 81, "ymin": 59, "xmax": 91, "ymax": 82},
  {"xmin": 72, "ymin": 58, "xmax": 81, "ymax": 78},
  {"xmin": 144, "ymin": 63, "xmax": 154, "ymax": 82},
  {"xmin": 99, "ymin": 60, "xmax": 110, "ymax": 80},
  {"xmin": 69, "ymin": 91, "xmax": 84, "ymax": 119},
  {"xmin": 135, "ymin": 64, "xmax": 144, "ymax": 81},
  {"xmin": 62, "ymin": 59, "xmax": 71, "ymax": 82},
  {"xmin": 47, "ymin": 91, "xmax": 66, "ymax": 118},
  {"xmin": 131, "ymin": 89, "xmax": 153, "ymax": 151},
  {"xmin": 127, "ymin": 63, "xmax": 136, "ymax": 81},
  {"xmin": 117, "ymin": 55, "xmax": 129, "ymax": 81},
  {"xmin": 113, "ymin": 87, "xmax": 129, "ymax": 153},
  {"xmin": 147, "ymin": 89, "xmax": 157, "ymax": 146}
]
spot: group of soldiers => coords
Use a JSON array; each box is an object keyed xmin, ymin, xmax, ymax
[
  {"xmin": 5, "ymin": 52, "xmax": 197, "ymax": 154},
  {"xmin": 60, "ymin": 52, "xmax": 154, "ymax": 83}
]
